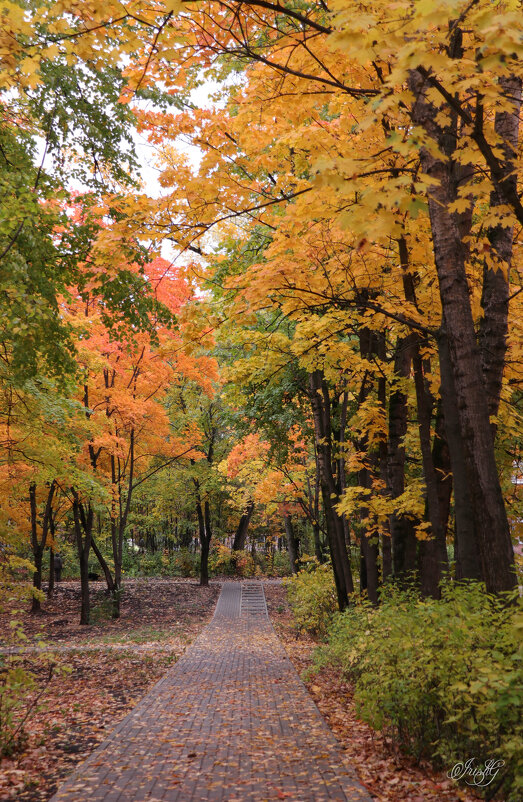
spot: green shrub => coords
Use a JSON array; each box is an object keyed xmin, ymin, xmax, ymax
[
  {"xmin": 284, "ymin": 561, "xmax": 337, "ymax": 637},
  {"xmin": 271, "ymin": 551, "xmax": 292, "ymax": 577},
  {"xmin": 171, "ymin": 549, "xmax": 199, "ymax": 578},
  {"xmin": 319, "ymin": 582, "xmax": 522, "ymax": 800}
]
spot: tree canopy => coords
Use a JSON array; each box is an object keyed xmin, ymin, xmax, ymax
[{"xmin": 0, "ymin": 0, "xmax": 522, "ymax": 618}]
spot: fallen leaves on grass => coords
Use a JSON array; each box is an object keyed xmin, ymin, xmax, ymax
[{"xmin": 0, "ymin": 579, "xmax": 221, "ymax": 801}]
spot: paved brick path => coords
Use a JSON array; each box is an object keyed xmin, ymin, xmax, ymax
[{"xmin": 51, "ymin": 582, "xmax": 372, "ymax": 802}]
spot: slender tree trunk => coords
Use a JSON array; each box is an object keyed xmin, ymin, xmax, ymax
[
  {"xmin": 283, "ymin": 513, "xmax": 299, "ymax": 574},
  {"xmin": 47, "ymin": 546, "xmax": 55, "ymax": 599},
  {"xmin": 200, "ymin": 534, "xmax": 210, "ymax": 586},
  {"xmin": 47, "ymin": 510, "xmax": 56, "ymax": 599},
  {"xmin": 196, "ymin": 497, "xmax": 212, "ymax": 586},
  {"xmin": 411, "ymin": 343, "xmax": 449, "ymax": 597},
  {"xmin": 72, "ymin": 494, "xmax": 93, "ymax": 625},
  {"xmin": 312, "ymin": 449, "xmax": 324, "ymax": 562},
  {"xmin": 358, "ymin": 465, "xmax": 379, "ymax": 604},
  {"xmin": 30, "ymin": 482, "xmax": 56, "ymax": 613},
  {"xmin": 432, "ymin": 402, "xmax": 453, "ymax": 549},
  {"xmin": 387, "ymin": 336, "xmax": 418, "ymax": 580},
  {"xmin": 382, "ymin": 532, "xmax": 392, "ymax": 581},
  {"xmin": 91, "ymin": 535, "xmax": 115, "ymax": 593},
  {"xmin": 31, "ymin": 549, "xmax": 43, "ymax": 613},
  {"xmin": 308, "ymin": 371, "xmax": 353, "ymax": 609}
]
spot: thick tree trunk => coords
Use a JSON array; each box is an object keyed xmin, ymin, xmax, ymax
[
  {"xmin": 283, "ymin": 513, "xmax": 300, "ymax": 573},
  {"xmin": 479, "ymin": 76, "xmax": 522, "ymax": 424},
  {"xmin": 438, "ymin": 328, "xmax": 481, "ymax": 580},
  {"xmin": 232, "ymin": 502, "xmax": 255, "ymax": 551},
  {"xmin": 410, "ymin": 67, "xmax": 516, "ymax": 594}
]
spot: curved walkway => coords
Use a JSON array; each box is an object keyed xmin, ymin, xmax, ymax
[{"xmin": 51, "ymin": 581, "xmax": 372, "ymax": 802}]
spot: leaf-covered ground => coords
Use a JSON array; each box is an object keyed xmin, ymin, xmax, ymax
[
  {"xmin": 1, "ymin": 579, "xmax": 480, "ymax": 801},
  {"xmin": 0, "ymin": 578, "xmax": 221, "ymax": 800},
  {"xmin": 264, "ymin": 584, "xmax": 479, "ymax": 802}
]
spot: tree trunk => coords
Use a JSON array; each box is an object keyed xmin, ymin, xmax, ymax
[
  {"xmin": 232, "ymin": 501, "xmax": 255, "ymax": 551},
  {"xmin": 196, "ymin": 497, "xmax": 212, "ymax": 587},
  {"xmin": 479, "ymin": 75, "xmax": 522, "ymax": 425},
  {"xmin": 283, "ymin": 513, "xmax": 299, "ymax": 574},
  {"xmin": 411, "ymin": 342, "xmax": 449, "ymax": 597},
  {"xmin": 382, "ymin": 532, "xmax": 392, "ymax": 581},
  {"xmin": 72, "ymin": 494, "xmax": 93, "ymax": 625},
  {"xmin": 438, "ymin": 326, "xmax": 481, "ymax": 580},
  {"xmin": 387, "ymin": 336, "xmax": 418, "ymax": 580},
  {"xmin": 91, "ymin": 535, "xmax": 115, "ymax": 593},
  {"xmin": 308, "ymin": 370, "xmax": 353, "ymax": 609},
  {"xmin": 410, "ymin": 66, "xmax": 516, "ymax": 593},
  {"xmin": 31, "ymin": 548, "xmax": 43, "ymax": 613},
  {"xmin": 30, "ymin": 482, "xmax": 56, "ymax": 613},
  {"xmin": 358, "ymin": 465, "xmax": 379, "ymax": 604},
  {"xmin": 47, "ymin": 546, "xmax": 55, "ymax": 599}
]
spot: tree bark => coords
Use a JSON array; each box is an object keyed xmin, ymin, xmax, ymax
[
  {"xmin": 30, "ymin": 482, "xmax": 56, "ymax": 613},
  {"xmin": 283, "ymin": 513, "xmax": 300, "ymax": 573},
  {"xmin": 411, "ymin": 343, "xmax": 449, "ymax": 598},
  {"xmin": 479, "ymin": 75, "xmax": 522, "ymax": 424},
  {"xmin": 91, "ymin": 535, "xmax": 115, "ymax": 593},
  {"xmin": 438, "ymin": 327, "xmax": 481, "ymax": 580},
  {"xmin": 232, "ymin": 501, "xmax": 255, "ymax": 550},
  {"xmin": 308, "ymin": 370, "xmax": 353, "ymax": 609},
  {"xmin": 72, "ymin": 493, "xmax": 93, "ymax": 626},
  {"xmin": 195, "ymin": 493, "xmax": 212, "ymax": 587},
  {"xmin": 387, "ymin": 336, "xmax": 418, "ymax": 580},
  {"xmin": 410, "ymin": 65, "xmax": 516, "ymax": 593}
]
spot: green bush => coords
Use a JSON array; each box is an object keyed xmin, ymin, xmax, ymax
[
  {"xmin": 284, "ymin": 561, "xmax": 337, "ymax": 637},
  {"xmin": 171, "ymin": 549, "xmax": 199, "ymax": 578},
  {"xmin": 270, "ymin": 551, "xmax": 292, "ymax": 577},
  {"xmin": 318, "ymin": 582, "xmax": 522, "ymax": 800},
  {"xmin": 121, "ymin": 548, "xmax": 200, "ymax": 578}
]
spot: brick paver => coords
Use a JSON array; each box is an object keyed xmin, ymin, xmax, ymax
[{"xmin": 51, "ymin": 582, "xmax": 372, "ymax": 802}]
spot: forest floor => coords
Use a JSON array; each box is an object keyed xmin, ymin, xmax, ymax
[
  {"xmin": 0, "ymin": 578, "xmax": 479, "ymax": 802},
  {"xmin": 0, "ymin": 578, "xmax": 221, "ymax": 801}
]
